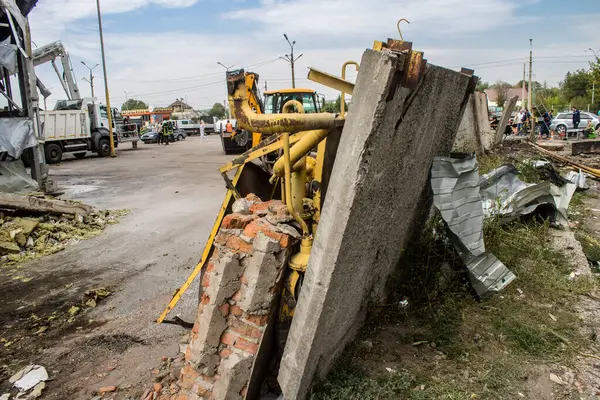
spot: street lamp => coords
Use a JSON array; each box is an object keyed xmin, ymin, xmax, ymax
[
  {"xmin": 80, "ymin": 61, "xmax": 99, "ymax": 103},
  {"xmin": 124, "ymin": 91, "xmax": 129, "ymax": 103},
  {"xmin": 95, "ymin": 0, "xmax": 116, "ymax": 157},
  {"xmin": 281, "ymin": 33, "xmax": 302, "ymax": 89},
  {"xmin": 217, "ymin": 62, "xmax": 235, "ymax": 118}
]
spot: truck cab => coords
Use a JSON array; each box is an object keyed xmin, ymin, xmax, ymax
[{"xmin": 263, "ymin": 89, "xmax": 323, "ymax": 114}]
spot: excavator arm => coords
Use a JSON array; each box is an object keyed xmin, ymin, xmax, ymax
[{"xmin": 32, "ymin": 41, "xmax": 81, "ymax": 101}]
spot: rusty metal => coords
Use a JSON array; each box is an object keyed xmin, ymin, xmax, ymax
[
  {"xmin": 402, "ymin": 51, "xmax": 425, "ymax": 90},
  {"xmin": 307, "ymin": 67, "xmax": 355, "ymax": 96},
  {"xmin": 386, "ymin": 39, "xmax": 413, "ymax": 53},
  {"xmin": 282, "ymin": 99, "xmax": 304, "ymax": 114},
  {"xmin": 461, "ymin": 67, "xmax": 475, "ymax": 77},
  {"xmin": 227, "ymin": 69, "xmax": 340, "ymax": 135}
]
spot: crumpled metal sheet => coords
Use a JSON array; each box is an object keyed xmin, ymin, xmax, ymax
[
  {"xmin": 432, "ymin": 155, "xmax": 516, "ymax": 299},
  {"xmin": 0, "ymin": 117, "xmax": 36, "ymax": 158},
  {"xmin": 479, "ymin": 164, "xmax": 576, "ymax": 226},
  {"xmin": 564, "ymin": 170, "xmax": 588, "ymax": 190},
  {"xmin": 0, "ymin": 159, "xmax": 38, "ymax": 192},
  {"xmin": 0, "ymin": 37, "xmax": 18, "ymax": 74}
]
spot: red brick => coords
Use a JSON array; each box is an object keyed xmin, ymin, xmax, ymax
[
  {"xmin": 246, "ymin": 194, "xmax": 261, "ymax": 203},
  {"xmin": 179, "ymin": 365, "xmax": 200, "ymax": 390},
  {"xmin": 249, "ymin": 201, "xmax": 273, "ymax": 215},
  {"xmin": 218, "ymin": 303, "xmax": 229, "ymax": 317},
  {"xmin": 243, "ymin": 220, "xmax": 295, "ymax": 248},
  {"xmin": 222, "ymin": 213, "xmax": 256, "ymax": 230},
  {"xmin": 200, "ymin": 293, "xmax": 210, "ymax": 305},
  {"xmin": 205, "ymin": 262, "xmax": 216, "ymax": 273},
  {"xmin": 219, "ymin": 347, "xmax": 232, "ymax": 358},
  {"xmin": 174, "ymin": 394, "xmax": 190, "ymax": 400},
  {"xmin": 221, "ymin": 331, "xmax": 236, "ymax": 346},
  {"xmin": 234, "ymin": 337, "xmax": 259, "ymax": 354},
  {"xmin": 192, "ymin": 321, "xmax": 200, "ymax": 333},
  {"xmin": 98, "ymin": 386, "xmax": 117, "ymax": 394},
  {"xmin": 153, "ymin": 383, "xmax": 163, "ymax": 393},
  {"xmin": 225, "ymin": 235, "xmax": 253, "ymax": 254},
  {"xmin": 215, "ymin": 232, "xmax": 231, "ymax": 246},
  {"xmin": 232, "ymin": 290, "xmax": 242, "ymax": 301},
  {"xmin": 230, "ymin": 319, "xmax": 263, "ymax": 339},
  {"xmin": 201, "ymin": 272, "xmax": 211, "ymax": 288},
  {"xmin": 230, "ymin": 305, "xmax": 243, "ymax": 317},
  {"xmin": 245, "ymin": 314, "xmax": 269, "ymax": 326}
]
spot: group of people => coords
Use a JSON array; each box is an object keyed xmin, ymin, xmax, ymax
[{"xmin": 510, "ymin": 107, "xmax": 599, "ymax": 139}]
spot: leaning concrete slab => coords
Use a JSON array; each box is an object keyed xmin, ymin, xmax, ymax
[
  {"xmin": 494, "ymin": 96, "xmax": 518, "ymax": 145},
  {"xmin": 454, "ymin": 92, "xmax": 494, "ymax": 155},
  {"xmin": 278, "ymin": 49, "xmax": 476, "ymax": 399}
]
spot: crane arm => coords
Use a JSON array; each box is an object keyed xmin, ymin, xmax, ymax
[{"xmin": 31, "ymin": 41, "xmax": 81, "ymax": 100}]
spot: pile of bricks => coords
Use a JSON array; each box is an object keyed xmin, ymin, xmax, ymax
[{"xmin": 171, "ymin": 195, "xmax": 299, "ymax": 400}]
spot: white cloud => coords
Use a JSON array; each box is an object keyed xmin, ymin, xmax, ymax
[{"xmin": 27, "ymin": 0, "xmax": 600, "ymax": 112}]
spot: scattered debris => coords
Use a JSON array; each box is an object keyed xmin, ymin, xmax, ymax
[
  {"xmin": 10, "ymin": 365, "xmax": 48, "ymax": 392},
  {"xmin": 0, "ymin": 192, "xmax": 92, "ymax": 216},
  {"xmin": 98, "ymin": 385, "xmax": 117, "ymax": 394},
  {"xmin": 549, "ymin": 373, "xmax": 565, "ymax": 385},
  {"xmin": 431, "ymin": 156, "xmax": 516, "ymax": 298},
  {"xmin": 549, "ymin": 313, "xmax": 557, "ymax": 322},
  {"xmin": 565, "ymin": 170, "xmax": 589, "ymax": 190},
  {"xmin": 83, "ymin": 288, "xmax": 111, "ymax": 308}
]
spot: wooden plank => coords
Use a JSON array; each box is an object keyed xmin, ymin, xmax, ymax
[{"xmin": 0, "ymin": 192, "xmax": 92, "ymax": 216}]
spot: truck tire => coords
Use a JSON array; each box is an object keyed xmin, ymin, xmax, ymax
[
  {"xmin": 177, "ymin": 134, "xmax": 184, "ymax": 141},
  {"xmin": 97, "ymin": 138, "xmax": 110, "ymax": 157},
  {"xmin": 21, "ymin": 148, "xmax": 33, "ymax": 168},
  {"xmin": 73, "ymin": 152, "xmax": 87, "ymax": 159},
  {"xmin": 44, "ymin": 143, "xmax": 63, "ymax": 164}
]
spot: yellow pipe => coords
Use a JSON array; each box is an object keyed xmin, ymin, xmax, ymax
[
  {"xmin": 341, "ymin": 61, "xmax": 359, "ymax": 119},
  {"xmin": 283, "ymin": 100, "xmax": 304, "ymax": 114},
  {"xmin": 228, "ymin": 73, "xmax": 339, "ymax": 135},
  {"xmin": 283, "ymin": 132, "xmax": 309, "ymax": 237},
  {"xmin": 273, "ymin": 129, "xmax": 330, "ymax": 177}
]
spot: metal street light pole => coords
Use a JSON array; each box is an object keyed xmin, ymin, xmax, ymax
[
  {"xmin": 81, "ymin": 61, "xmax": 99, "ymax": 103},
  {"xmin": 282, "ymin": 34, "xmax": 303, "ymax": 89},
  {"xmin": 96, "ymin": 0, "xmax": 116, "ymax": 157},
  {"xmin": 217, "ymin": 62, "xmax": 235, "ymax": 119},
  {"xmin": 124, "ymin": 91, "xmax": 129, "ymax": 103}
]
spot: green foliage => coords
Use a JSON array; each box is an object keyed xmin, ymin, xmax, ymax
[
  {"xmin": 494, "ymin": 80, "xmax": 511, "ymax": 107},
  {"xmin": 560, "ymin": 69, "xmax": 592, "ymax": 101},
  {"xmin": 476, "ymin": 79, "xmax": 490, "ymax": 92},
  {"xmin": 121, "ymin": 98, "xmax": 148, "ymax": 111},
  {"xmin": 208, "ymin": 102, "xmax": 226, "ymax": 119},
  {"xmin": 322, "ymin": 95, "xmax": 349, "ymax": 114}
]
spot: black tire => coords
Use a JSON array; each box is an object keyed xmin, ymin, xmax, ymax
[
  {"xmin": 177, "ymin": 134, "xmax": 184, "ymax": 141},
  {"xmin": 557, "ymin": 124, "xmax": 567, "ymax": 136},
  {"xmin": 73, "ymin": 152, "xmax": 86, "ymax": 159},
  {"xmin": 44, "ymin": 143, "xmax": 63, "ymax": 164},
  {"xmin": 97, "ymin": 138, "xmax": 110, "ymax": 157}
]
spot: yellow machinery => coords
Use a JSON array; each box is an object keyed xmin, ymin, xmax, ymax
[{"xmin": 157, "ymin": 20, "xmax": 423, "ymax": 323}]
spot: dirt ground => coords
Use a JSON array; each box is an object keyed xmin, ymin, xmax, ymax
[{"xmin": 0, "ymin": 135, "xmax": 230, "ymax": 398}]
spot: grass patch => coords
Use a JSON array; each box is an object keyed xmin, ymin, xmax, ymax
[{"xmin": 311, "ymin": 214, "xmax": 596, "ymax": 399}]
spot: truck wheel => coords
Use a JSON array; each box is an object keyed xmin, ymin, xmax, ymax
[
  {"xmin": 44, "ymin": 143, "xmax": 63, "ymax": 164},
  {"xmin": 97, "ymin": 138, "xmax": 110, "ymax": 157},
  {"xmin": 21, "ymin": 148, "xmax": 33, "ymax": 167},
  {"xmin": 177, "ymin": 134, "xmax": 184, "ymax": 141},
  {"xmin": 73, "ymin": 152, "xmax": 86, "ymax": 159}
]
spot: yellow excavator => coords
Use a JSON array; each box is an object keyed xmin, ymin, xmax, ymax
[{"xmin": 222, "ymin": 72, "xmax": 324, "ymax": 154}]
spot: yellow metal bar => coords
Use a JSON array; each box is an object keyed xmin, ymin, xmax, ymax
[
  {"xmin": 341, "ymin": 61, "xmax": 359, "ymax": 118},
  {"xmin": 282, "ymin": 132, "xmax": 309, "ymax": 237},
  {"xmin": 272, "ymin": 129, "xmax": 330, "ymax": 177},
  {"xmin": 156, "ymin": 166, "xmax": 245, "ymax": 323},
  {"xmin": 307, "ymin": 67, "xmax": 355, "ymax": 95},
  {"xmin": 219, "ymin": 130, "xmax": 310, "ymax": 174}
]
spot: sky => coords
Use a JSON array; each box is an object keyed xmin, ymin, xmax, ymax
[{"xmin": 27, "ymin": 0, "xmax": 600, "ymax": 111}]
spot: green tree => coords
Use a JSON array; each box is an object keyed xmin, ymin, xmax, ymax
[
  {"xmin": 513, "ymin": 80, "xmax": 542, "ymax": 91},
  {"xmin": 208, "ymin": 102, "xmax": 227, "ymax": 119},
  {"xmin": 121, "ymin": 98, "xmax": 148, "ymax": 111},
  {"xmin": 322, "ymin": 95, "xmax": 349, "ymax": 114},
  {"xmin": 494, "ymin": 80, "xmax": 511, "ymax": 108},
  {"xmin": 476, "ymin": 80, "xmax": 490, "ymax": 92},
  {"xmin": 560, "ymin": 70, "xmax": 591, "ymax": 101}
]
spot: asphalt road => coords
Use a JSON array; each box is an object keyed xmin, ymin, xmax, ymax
[{"xmin": 0, "ymin": 135, "xmax": 230, "ymax": 398}]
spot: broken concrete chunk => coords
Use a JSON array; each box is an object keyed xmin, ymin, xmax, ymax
[{"xmin": 0, "ymin": 240, "xmax": 20, "ymax": 253}]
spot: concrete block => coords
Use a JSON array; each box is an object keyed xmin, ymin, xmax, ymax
[
  {"xmin": 494, "ymin": 96, "xmax": 518, "ymax": 144},
  {"xmin": 253, "ymin": 231, "xmax": 281, "ymax": 253},
  {"xmin": 188, "ymin": 303, "xmax": 227, "ymax": 373},
  {"xmin": 454, "ymin": 92, "xmax": 493, "ymax": 155},
  {"xmin": 572, "ymin": 140, "xmax": 600, "ymax": 155},
  {"xmin": 278, "ymin": 49, "xmax": 474, "ymax": 399},
  {"xmin": 212, "ymin": 353, "xmax": 253, "ymax": 400},
  {"xmin": 203, "ymin": 252, "xmax": 242, "ymax": 306},
  {"xmin": 239, "ymin": 250, "xmax": 286, "ymax": 313}
]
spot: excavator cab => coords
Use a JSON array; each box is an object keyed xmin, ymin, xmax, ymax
[{"xmin": 263, "ymin": 89, "xmax": 321, "ymax": 114}]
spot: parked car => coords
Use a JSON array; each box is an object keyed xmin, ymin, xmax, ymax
[
  {"xmin": 141, "ymin": 131, "xmax": 159, "ymax": 144},
  {"xmin": 550, "ymin": 111, "xmax": 600, "ymax": 135}
]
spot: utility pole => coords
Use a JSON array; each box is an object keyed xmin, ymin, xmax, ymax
[
  {"xmin": 124, "ymin": 91, "xmax": 129, "ymax": 103},
  {"xmin": 81, "ymin": 61, "xmax": 99, "ymax": 104},
  {"xmin": 96, "ymin": 0, "xmax": 116, "ymax": 157},
  {"xmin": 281, "ymin": 34, "xmax": 303, "ymax": 89},
  {"xmin": 217, "ymin": 62, "xmax": 234, "ymax": 119},
  {"xmin": 521, "ymin": 63, "xmax": 526, "ymax": 111},
  {"xmin": 587, "ymin": 49, "xmax": 599, "ymax": 107},
  {"xmin": 528, "ymin": 39, "xmax": 535, "ymax": 141}
]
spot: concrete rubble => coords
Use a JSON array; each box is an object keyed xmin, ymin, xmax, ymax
[
  {"xmin": 454, "ymin": 92, "xmax": 494, "ymax": 154},
  {"xmin": 278, "ymin": 48, "xmax": 476, "ymax": 399}
]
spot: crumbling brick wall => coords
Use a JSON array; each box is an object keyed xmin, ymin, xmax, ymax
[{"xmin": 172, "ymin": 195, "xmax": 299, "ymax": 400}]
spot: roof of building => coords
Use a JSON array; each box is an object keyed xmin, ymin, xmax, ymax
[
  {"xmin": 484, "ymin": 87, "xmax": 529, "ymax": 102},
  {"xmin": 168, "ymin": 99, "xmax": 193, "ymax": 110}
]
